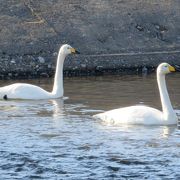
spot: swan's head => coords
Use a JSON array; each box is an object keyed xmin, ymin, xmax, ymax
[
  {"xmin": 157, "ymin": 63, "xmax": 175, "ymax": 75},
  {"xmin": 60, "ymin": 44, "xmax": 80, "ymax": 55}
]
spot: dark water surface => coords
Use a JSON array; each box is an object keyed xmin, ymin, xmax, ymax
[{"xmin": 0, "ymin": 73, "xmax": 180, "ymax": 179}]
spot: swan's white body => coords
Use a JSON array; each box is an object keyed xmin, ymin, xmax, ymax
[
  {"xmin": 0, "ymin": 83, "xmax": 53, "ymax": 99},
  {"xmin": 93, "ymin": 63, "xmax": 177, "ymax": 125},
  {"xmin": 94, "ymin": 105, "xmax": 173, "ymax": 125},
  {"xmin": 0, "ymin": 44, "xmax": 79, "ymax": 100}
]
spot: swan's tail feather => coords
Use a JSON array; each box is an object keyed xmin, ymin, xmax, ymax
[{"xmin": 3, "ymin": 95, "xmax": 8, "ymax": 100}]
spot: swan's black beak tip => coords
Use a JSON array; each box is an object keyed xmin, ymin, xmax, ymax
[
  {"xmin": 75, "ymin": 50, "xmax": 80, "ymax": 54},
  {"xmin": 174, "ymin": 65, "xmax": 180, "ymax": 72},
  {"xmin": 3, "ymin": 95, "xmax": 8, "ymax": 100}
]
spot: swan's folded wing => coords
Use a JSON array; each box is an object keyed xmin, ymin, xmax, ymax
[{"xmin": 93, "ymin": 105, "xmax": 163, "ymax": 125}]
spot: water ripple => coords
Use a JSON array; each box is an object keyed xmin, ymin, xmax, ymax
[{"xmin": 0, "ymin": 76, "xmax": 180, "ymax": 179}]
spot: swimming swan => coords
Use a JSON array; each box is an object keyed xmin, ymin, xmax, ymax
[
  {"xmin": 0, "ymin": 44, "xmax": 80, "ymax": 100},
  {"xmin": 93, "ymin": 63, "xmax": 177, "ymax": 125}
]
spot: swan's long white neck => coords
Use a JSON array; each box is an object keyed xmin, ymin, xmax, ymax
[
  {"xmin": 52, "ymin": 50, "xmax": 66, "ymax": 97},
  {"xmin": 157, "ymin": 72, "xmax": 174, "ymax": 120}
]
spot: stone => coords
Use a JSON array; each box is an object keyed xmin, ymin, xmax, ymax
[
  {"xmin": 48, "ymin": 64, "xmax": 52, "ymax": 68},
  {"xmin": 38, "ymin": 56, "xmax": 45, "ymax": 64},
  {"xmin": 80, "ymin": 64, "xmax": 86, "ymax": 68},
  {"xmin": 10, "ymin": 60, "xmax": 16, "ymax": 64}
]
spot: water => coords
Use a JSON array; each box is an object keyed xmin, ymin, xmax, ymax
[{"xmin": 0, "ymin": 73, "xmax": 180, "ymax": 179}]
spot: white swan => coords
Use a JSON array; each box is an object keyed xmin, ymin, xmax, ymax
[
  {"xmin": 0, "ymin": 44, "xmax": 80, "ymax": 100},
  {"xmin": 93, "ymin": 63, "xmax": 177, "ymax": 125}
]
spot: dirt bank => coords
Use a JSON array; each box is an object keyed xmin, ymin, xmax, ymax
[{"xmin": 0, "ymin": 0, "xmax": 180, "ymax": 78}]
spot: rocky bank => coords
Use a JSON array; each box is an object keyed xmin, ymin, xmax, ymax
[{"xmin": 0, "ymin": 0, "xmax": 180, "ymax": 78}]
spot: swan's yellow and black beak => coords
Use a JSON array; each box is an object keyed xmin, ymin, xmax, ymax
[
  {"xmin": 169, "ymin": 65, "xmax": 175, "ymax": 72},
  {"xmin": 70, "ymin": 48, "xmax": 80, "ymax": 54}
]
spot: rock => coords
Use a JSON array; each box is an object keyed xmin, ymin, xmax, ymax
[
  {"xmin": 8, "ymin": 73, "xmax": 12, "ymax": 77},
  {"xmin": 136, "ymin": 24, "xmax": 144, "ymax": 31},
  {"xmin": 38, "ymin": 56, "xmax": 45, "ymax": 64},
  {"xmin": 53, "ymin": 52, "xmax": 58, "ymax": 56},
  {"xmin": 10, "ymin": 60, "xmax": 16, "ymax": 64},
  {"xmin": 40, "ymin": 72, "xmax": 49, "ymax": 77},
  {"xmin": 142, "ymin": 66, "xmax": 148, "ymax": 75},
  {"xmin": 96, "ymin": 66, "xmax": 103, "ymax": 70},
  {"xmin": 80, "ymin": 64, "xmax": 86, "ymax": 68},
  {"xmin": 48, "ymin": 64, "xmax": 52, "ymax": 68}
]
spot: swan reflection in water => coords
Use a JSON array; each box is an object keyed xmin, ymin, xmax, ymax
[
  {"xmin": 0, "ymin": 99, "xmax": 65, "ymax": 119},
  {"xmin": 49, "ymin": 99, "xmax": 65, "ymax": 117},
  {"xmin": 162, "ymin": 126, "xmax": 177, "ymax": 138}
]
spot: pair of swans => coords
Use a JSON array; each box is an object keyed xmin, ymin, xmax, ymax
[{"xmin": 0, "ymin": 44, "xmax": 177, "ymax": 125}]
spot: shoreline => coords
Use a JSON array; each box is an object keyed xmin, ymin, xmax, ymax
[{"xmin": 0, "ymin": 50, "xmax": 179, "ymax": 79}]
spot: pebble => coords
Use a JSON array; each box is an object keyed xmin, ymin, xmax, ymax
[
  {"xmin": 10, "ymin": 60, "xmax": 16, "ymax": 64},
  {"xmin": 8, "ymin": 73, "xmax": 12, "ymax": 77},
  {"xmin": 48, "ymin": 64, "xmax": 52, "ymax": 68},
  {"xmin": 136, "ymin": 24, "xmax": 144, "ymax": 31},
  {"xmin": 53, "ymin": 52, "xmax": 58, "ymax": 56},
  {"xmin": 96, "ymin": 66, "xmax": 103, "ymax": 70},
  {"xmin": 142, "ymin": 66, "xmax": 148, "ymax": 75},
  {"xmin": 81, "ymin": 64, "xmax": 86, "ymax": 68},
  {"xmin": 40, "ymin": 72, "xmax": 49, "ymax": 77},
  {"xmin": 38, "ymin": 56, "xmax": 45, "ymax": 63}
]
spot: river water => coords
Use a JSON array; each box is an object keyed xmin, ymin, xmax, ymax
[{"xmin": 0, "ymin": 73, "xmax": 180, "ymax": 179}]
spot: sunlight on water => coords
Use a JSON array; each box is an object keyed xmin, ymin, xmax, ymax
[{"xmin": 0, "ymin": 73, "xmax": 180, "ymax": 179}]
